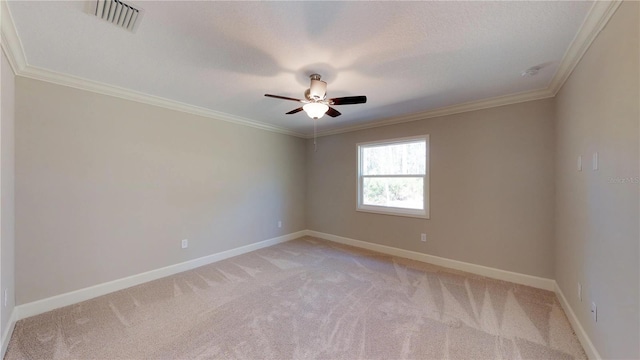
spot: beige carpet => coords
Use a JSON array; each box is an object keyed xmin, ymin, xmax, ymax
[{"xmin": 5, "ymin": 237, "xmax": 585, "ymax": 359}]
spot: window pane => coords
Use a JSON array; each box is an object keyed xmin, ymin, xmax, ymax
[
  {"xmin": 362, "ymin": 177, "xmax": 424, "ymax": 209},
  {"xmin": 362, "ymin": 141, "xmax": 425, "ymax": 175}
]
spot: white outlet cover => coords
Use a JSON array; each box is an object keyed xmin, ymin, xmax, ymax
[
  {"xmin": 591, "ymin": 302, "xmax": 597, "ymax": 322},
  {"xmin": 577, "ymin": 156, "xmax": 582, "ymax": 171},
  {"xmin": 578, "ymin": 282, "xmax": 582, "ymax": 301},
  {"xmin": 421, "ymin": 233, "xmax": 427, "ymax": 242},
  {"xmin": 181, "ymin": 239, "xmax": 188, "ymax": 249},
  {"xmin": 592, "ymin": 152, "xmax": 598, "ymax": 170}
]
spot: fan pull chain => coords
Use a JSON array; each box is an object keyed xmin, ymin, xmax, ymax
[{"xmin": 314, "ymin": 119, "xmax": 317, "ymax": 152}]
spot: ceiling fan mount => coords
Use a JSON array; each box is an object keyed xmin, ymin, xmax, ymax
[{"xmin": 265, "ymin": 74, "xmax": 367, "ymax": 120}]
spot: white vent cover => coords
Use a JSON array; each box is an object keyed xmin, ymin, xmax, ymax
[{"xmin": 94, "ymin": 0, "xmax": 142, "ymax": 32}]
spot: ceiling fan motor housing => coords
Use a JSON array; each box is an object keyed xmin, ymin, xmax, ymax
[{"xmin": 308, "ymin": 74, "xmax": 327, "ymax": 100}]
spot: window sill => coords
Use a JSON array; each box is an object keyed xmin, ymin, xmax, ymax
[{"xmin": 356, "ymin": 206, "xmax": 429, "ymax": 219}]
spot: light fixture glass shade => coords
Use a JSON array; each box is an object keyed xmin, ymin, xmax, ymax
[{"xmin": 303, "ymin": 103, "xmax": 329, "ymax": 119}]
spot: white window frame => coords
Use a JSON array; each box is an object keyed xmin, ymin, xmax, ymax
[{"xmin": 357, "ymin": 135, "xmax": 430, "ymax": 219}]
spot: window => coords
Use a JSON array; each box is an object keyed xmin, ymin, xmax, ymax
[{"xmin": 357, "ymin": 135, "xmax": 429, "ymax": 218}]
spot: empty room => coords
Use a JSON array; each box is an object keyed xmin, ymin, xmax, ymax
[{"xmin": 0, "ymin": 1, "xmax": 638, "ymax": 359}]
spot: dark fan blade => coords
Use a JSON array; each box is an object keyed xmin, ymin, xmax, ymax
[
  {"xmin": 265, "ymin": 94, "xmax": 303, "ymax": 102},
  {"xmin": 325, "ymin": 107, "xmax": 341, "ymax": 117},
  {"xmin": 328, "ymin": 96, "xmax": 367, "ymax": 105},
  {"xmin": 286, "ymin": 107, "xmax": 304, "ymax": 115}
]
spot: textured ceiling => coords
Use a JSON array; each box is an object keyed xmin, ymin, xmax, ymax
[{"xmin": 7, "ymin": 1, "xmax": 593, "ymax": 136}]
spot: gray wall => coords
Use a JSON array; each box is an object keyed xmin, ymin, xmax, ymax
[
  {"xmin": 307, "ymin": 99, "xmax": 556, "ymax": 279},
  {"xmin": 555, "ymin": 2, "xmax": 639, "ymax": 359},
  {"xmin": 15, "ymin": 78, "xmax": 306, "ymax": 304},
  {"xmin": 8, "ymin": 3, "xmax": 639, "ymax": 358},
  {"xmin": 1, "ymin": 50, "xmax": 16, "ymax": 342}
]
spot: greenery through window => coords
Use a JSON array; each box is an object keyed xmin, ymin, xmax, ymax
[{"xmin": 357, "ymin": 136, "xmax": 429, "ymax": 218}]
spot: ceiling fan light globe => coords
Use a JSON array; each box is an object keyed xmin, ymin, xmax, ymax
[{"xmin": 303, "ymin": 103, "xmax": 329, "ymax": 119}]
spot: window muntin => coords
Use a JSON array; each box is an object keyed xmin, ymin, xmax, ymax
[{"xmin": 357, "ymin": 136, "xmax": 429, "ymax": 218}]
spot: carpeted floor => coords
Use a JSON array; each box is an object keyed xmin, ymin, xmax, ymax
[{"xmin": 5, "ymin": 237, "xmax": 586, "ymax": 359}]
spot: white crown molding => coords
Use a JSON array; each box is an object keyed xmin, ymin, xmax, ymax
[
  {"xmin": 314, "ymin": 1, "xmax": 623, "ymax": 138},
  {"xmin": 1, "ymin": 1, "xmax": 623, "ymax": 140},
  {"xmin": 0, "ymin": 0, "xmax": 26, "ymax": 75},
  {"xmin": 313, "ymin": 87, "xmax": 555, "ymax": 138},
  {"xmin": 547, "ymin": 0, "xmax": 623, "ymax": 95},
  {"xmin": 0, "ymin": 1, "xmax": 305, "ymax": 138},
  {"xmin": 19, "ymin": 65, "xmax": 306, "ymax": 138}
]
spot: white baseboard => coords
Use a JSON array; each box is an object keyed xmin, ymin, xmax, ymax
[
  {"xmin": 1, "ymin": 309, "xmax": 17, "ymax": 359},
  {"xmin": 307, "ymin": 230, "xmax": 601, "ymax": 358},
  {"xmin": 555, "ymin": 282, "xmax": 601, "ymax": 360},
  {"xmin": 11, "ymin": 229, "xmax": 599, "ymax": 360},
  {"xmin": 306, "ymin": 230, "xmax": 556, "ymax": 291},
  {"xmin": 15, "ymin": 231, "xmax": 306, "ymax": 320}
]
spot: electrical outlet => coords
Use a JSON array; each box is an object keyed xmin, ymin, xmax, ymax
[
  {"xmin": 591, "ymin": 302, "xmax": 597, "ymax": 322},
  {"xmin": 181, "ymin": 239, "xmax": 188, "ymax": 249},
  {"xmin": 577, "ymin": 156, "xmax": 582, "ymax": 171},
  {"xmin": 278, "ymin": 221, "xmax": 282, "ymax": 228},
  {"xmin": 592, "ymin": 152, "xmax": 598, "ymax": 170},
  {"xmin": 578, "ymin": 282, "xmax": 582, "ymax": 301},
  {"xmin": 420, "ymin": 233, "xmax": 427, "ymax": 242}
]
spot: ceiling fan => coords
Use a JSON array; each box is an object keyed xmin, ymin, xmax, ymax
[{"xmin": 265, "ymin": 74, "xmax": 367, "ymax": 119}]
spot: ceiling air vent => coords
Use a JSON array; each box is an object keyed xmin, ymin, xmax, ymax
[{"xmin": 94, "ymin": 0, "xmax": 142, "ymax": 32}]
